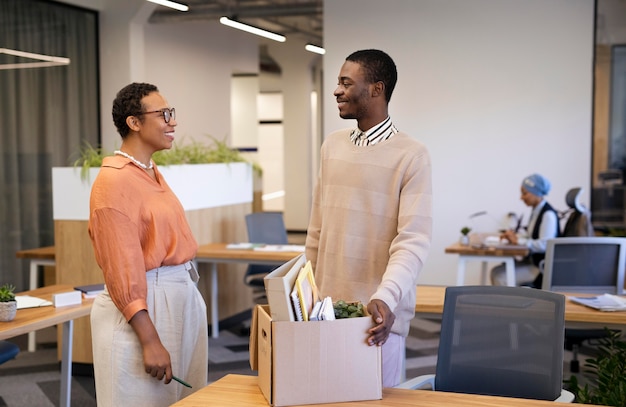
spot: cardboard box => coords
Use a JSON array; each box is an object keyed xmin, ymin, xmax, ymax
[{"xmin": 250, "ymin": 304, "xmax": 382, "ymax": 406}]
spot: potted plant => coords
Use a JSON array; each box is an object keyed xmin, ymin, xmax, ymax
[
  {"xmin": 565, "ymin": 329, "xmax": 626, "ymax": 406},
  {"xmin": 460, "ymin": 227, "xmax": 471, "ymax": 246},
  {"xmin": 53, "ymin": 136, "xmax": 261, "ymax": 220},
  {"xmin": 0, "ymin": 283, "xmax": 17, "ymax": 322}
]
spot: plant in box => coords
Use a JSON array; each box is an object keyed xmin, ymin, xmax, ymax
[
  {"xmin": 333, "ymin": 300, "xmax": 365, "ymax": 319},
  {"xmin": 0, "ymin": 283, "xmax": 17, "ymax": 322}
]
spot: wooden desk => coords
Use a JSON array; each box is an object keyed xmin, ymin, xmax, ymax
[
  {"xmin": 194, "ymin": 243, "xmax": 303, "ymax": 338},
  {"xmin": 171, "ymin": 374, "xmax": 596, "ymax": 407},
  {"xmin": 15, "ymin": 246, "xmax": 57, "ymax": 352},
  {"xmin": 416, "ymin": 285, "xmax": 626, "ymax": 328},
  {"xmin": 0, "ymin": 284, "xmax": 93, "ymax": 407},
  {"xmin": 445, "ymin": 242, "xmax": 529, "ymax": 286}
]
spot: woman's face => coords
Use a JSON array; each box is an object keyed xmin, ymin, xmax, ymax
[
  {"xmin": 520, "ymin": 186, "xmax": 541, "ymax": 207},
  {"xmin": 136, "ymin": 91, "xmax": 177, "ymax": 152}
]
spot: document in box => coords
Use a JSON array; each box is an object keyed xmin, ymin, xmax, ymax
[
  {"xmin": 569, "ymin": 294, "xmax": 626, "ymax": 311},
  {"xmin": 263, "ymin": 253, "xmax": 307, "ymax": 321}
]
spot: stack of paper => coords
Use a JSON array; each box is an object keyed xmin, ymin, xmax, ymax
[
  {"xmin": 16, "ymin": 295, "xmax": 53, "ymax": 309},
  {"xmin": 569, "ymin": 294, "xmax": 626, "ymax": 311}
]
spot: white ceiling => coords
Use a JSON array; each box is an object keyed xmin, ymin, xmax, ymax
[{"xmin": 149, "ymin": 0, "xmax": 323, "ymax": 46}]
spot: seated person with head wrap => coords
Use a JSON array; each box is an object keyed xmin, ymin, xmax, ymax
[{"xmin": 490, "ymin": 173, "xmax": 561, "ymax": 286}]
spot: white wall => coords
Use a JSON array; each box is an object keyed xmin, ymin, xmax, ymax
[{"xmin": 324, "ymin": 0, "xmax": 595, "ymax": 285}]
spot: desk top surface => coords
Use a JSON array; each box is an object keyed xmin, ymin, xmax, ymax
[
  {"xmin": 171, "ymin": 374, "xmax": 595, "ymax": 407},
  {"xmin": 445, "ymin": 242, "xmax": 529, "ymax": 257},
  {"xmin": 0, "ymin": 284, "xmax": 93, "ymax": 340},
  {"xmin": 15, "ymin": 246, "xmax": 56, "ymax": 260},
  {"xmin": 195, "ymin": 242, "xmax": 303, "ymax": 262},
  {"xmin": 416, "ymin": 285, "xmax": 626, "ymax": 326}
]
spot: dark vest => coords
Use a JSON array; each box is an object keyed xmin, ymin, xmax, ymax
[{"xmin": 529, "ymin": 202, "xmax": 561, "ymax": 267}]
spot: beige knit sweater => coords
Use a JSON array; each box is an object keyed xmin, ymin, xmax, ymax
[{"xmin": 305, "ymin": 129, "xmax": 433, "ymax": 337}]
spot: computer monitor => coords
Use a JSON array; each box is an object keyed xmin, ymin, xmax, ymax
[{"xmin": 542, "ymin": 237, "xmax": 626, "ymax": 295}]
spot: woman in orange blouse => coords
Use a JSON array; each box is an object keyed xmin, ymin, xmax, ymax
[{"xmin": 88, "ymin": 83, "xmax": 207, "ymax": 406}]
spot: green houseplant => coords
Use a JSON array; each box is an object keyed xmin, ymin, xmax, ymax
[
  {"xmin": 72, "ymin": 136, "xmax": 262, "ymax": 181},
  {"xmin": 565, "ymin": 329, "xmax": 626, "ymax": 406},
  {"xmin": 0, "ymin": 283, "xmax": 17, "ymax": 322},
  {"xmin": 459, "ymin": 226, "xmax": 471, "ymax": 246}
]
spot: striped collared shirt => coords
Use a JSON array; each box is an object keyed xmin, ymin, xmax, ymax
[{"xmin": 349, "ymin": 116, "xmax": 398, "ymax": 146}]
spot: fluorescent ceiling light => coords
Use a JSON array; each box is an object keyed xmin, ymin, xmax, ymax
[
  {"xmin": 305, "ymin": 44, "xmax": 325, "ymax": 55},
  {"xmin": 0, "ymin": 48, "xmax": 70, "ymax": 70},
  {"xmin": 220, "ymin": 17, "xmax": 286, "ymax": 43},
  {"xmin": 146, "ymin": 0, "xmax": 189, "ymax": 12}
]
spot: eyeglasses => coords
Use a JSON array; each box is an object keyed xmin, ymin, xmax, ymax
[{"xmin": 137, "ymin": 107, "xmax": 176, "ymax": 123}]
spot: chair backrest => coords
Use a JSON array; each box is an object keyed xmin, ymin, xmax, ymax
[
  {"xmin": 562, "ymin": 187, "xmax": 594, "ymax": 237},
  {"xmin": 244, "ymin": 212, "xmax": 289, "ymax": 285},
  {"xmin": 435, "ymin": 286, "xmax": 565, "ymax": 401},
  {"xmin": 245, "ymin": 212, "xmax": 289, "ymax": 245},
  {"xmin": 0, "ymin": 340, "xmax": 19, "ymax": 365},
  {"xmin": 541, "ymin": 236, "xmax": 626, "ymax": 295}
]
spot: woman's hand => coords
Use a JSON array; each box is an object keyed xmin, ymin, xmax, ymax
[
  {"xmin": 366, "ymin": 299, "xmax": 395, "ymax": 346},
  {"xmin": 500, "ymin": 229, "xmax": 518, "ymax": 245},
  {"xmin": 129, "ymin": 310, "xmax": 173, "ymax": 384}
]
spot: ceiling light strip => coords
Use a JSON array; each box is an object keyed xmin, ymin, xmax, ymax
[
  {"xmin": 305, "ymin": 44, "xmax": 325, "ymax": 55},
  {"xmin": 146, "ymin": 0, "xmax": 189, "ymax": 12},
  {"xmin": 0, "ymin": 48, "xmax": 70, "ymax": 64},
  {"xmin": 220, "ymin": 17, "xmax": 286, "ymax": 43}
]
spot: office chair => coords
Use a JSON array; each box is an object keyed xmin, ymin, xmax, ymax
[
  {"xmin": 0, "ymin": 340, "xmax": 19, "ymax": 365},
  {"xmin": 528, "ymin": 187, "xmax": 593, "ymax": 289},
  {"xmin": 396, "ymin": 286, "xmax": 574, "ymax": 402},
  {"xmin": 244, "ymin": 212, "xmax": 289, "ymax": 304},
  {"xmin": 561, "ymin": 187, "xmax": 594, "ymax": 238},
  {"xmin": 541, "ymin": 236, "xmax": 626, "ymax": 372}
]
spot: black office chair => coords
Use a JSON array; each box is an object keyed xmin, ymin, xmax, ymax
[
  {"xmin": 396, "ymin": 286, "xmax": 574, "ymax": 402},
  {"xmin": 244, "ymin": 212, "xmax": 289, "ymax": 304},
  {"xmin": 561, "ymin": 187, "xmax": 594, "ymax": 238},
  {"xmin": 0, "ymin": 340, "xmax": 19, "ymax": 365},
  {"xmin": 529, "ymin": 187, "xmax": 593, "ymax": 289},
  {"xmin": 541, "ymin": 236, "xmax": 626, "ymax": 372}
]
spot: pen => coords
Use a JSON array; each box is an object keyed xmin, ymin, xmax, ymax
[{"xmin": 172, "ymin": 375, "xmax": 192, "ymax": 388}]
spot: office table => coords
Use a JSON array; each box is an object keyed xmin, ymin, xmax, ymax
[
  {"xmin": 171, "ymin": 373, "xmax": 596, "ymax": 407},
  {"xmin": 415, "ymin": 285, "xmax": 626, "ymax": 329},
  {"xmin": 15, "ymin": 246, "xmax": 56, "ymax": 351},
  {"xmin": 0, "ymin": 284, "xmax": 93, "ymax": 407},
  {"xmin": 194, "ymin": 243, "xmax": 303, "ymax": 338},
  {"xmin": 445, "ymin": 242, "xmax": 529, "ymax": 287}
]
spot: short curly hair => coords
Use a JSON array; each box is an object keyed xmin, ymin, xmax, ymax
[
  {"xmin": 346, "ymin": 49, "xmax": 397, "ymax": 103},
  {"xmin": 112, "ymin": 82, "xmax": 159, "ymax": 138}
]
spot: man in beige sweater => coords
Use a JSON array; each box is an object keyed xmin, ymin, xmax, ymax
[{"xmin": 305, "ymin": 49, "xmax": 433, "ymax": 387}]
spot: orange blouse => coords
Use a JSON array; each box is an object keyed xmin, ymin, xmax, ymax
[{"xmin": 88, "ymin": 156, "xmax": 198, "ymax": 321}]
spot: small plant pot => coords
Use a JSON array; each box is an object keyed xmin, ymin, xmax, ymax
[
  {"xmin": 459, "ymin": 235, "xmax": 470, "ymax": 246},
  {"xmin": 0, "ymin": 301, "xmax": 17, "ymax": 322}
]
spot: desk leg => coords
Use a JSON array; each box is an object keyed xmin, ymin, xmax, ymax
[
  {"xmin": 210, "ymin": 263, "xmax": 219, "ymax": 339},
  {"xmin": 28, "ymin": 261, "xmax": 38, "ymax": 352},
  {"xmin": 456, "ymin": 257, "xmax": 466, "ymax": 285},
  {"xmin": 504, "ymin": 258, "xmax": 516, "ymax": 287},
  {"xmin": 60, "ymin": 319, "xmax": 73, "ymax": 407},
  {"xmin": 480, "ymin": 261, "xmax": 489, "ymax": 285}
]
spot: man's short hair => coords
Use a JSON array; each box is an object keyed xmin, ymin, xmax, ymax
[{"xmin": 346, "ymin": 49, "xmax": 397, "ymax": 102}]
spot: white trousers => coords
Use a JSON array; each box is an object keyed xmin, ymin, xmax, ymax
[
  {"xmin": 382, "ymin": 333, "xmax": 405, "ymax": 387},
  {"xmin": 91, "ymin": 262, "xmax": 208, "ymax": 407}
]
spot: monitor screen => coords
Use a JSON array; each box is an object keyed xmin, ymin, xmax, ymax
[{"xmin": 547, "ymin": 241, "xmax": 624, "ymax": 294}]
